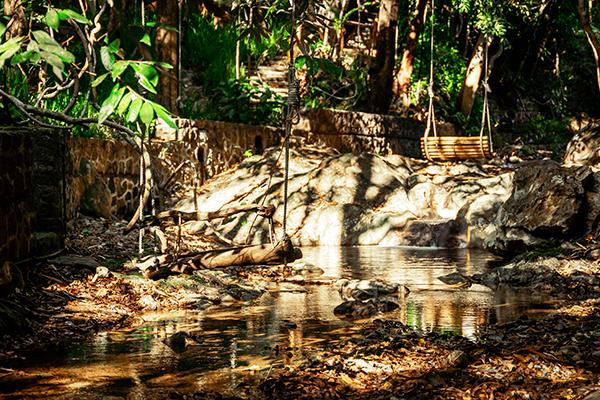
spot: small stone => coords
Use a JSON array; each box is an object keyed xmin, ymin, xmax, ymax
[
  {"xmin": 139, "ymin": 294, "xmax": 158, "ymax": 310},
  {"xmin": 95, "ymin": 266, "xmax": 111, "ymax": 278}
]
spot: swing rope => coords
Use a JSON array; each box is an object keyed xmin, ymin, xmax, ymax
[
  {"xmin": 423, "ymin": 0, "xmax": 437, "ymax": 161},
  {"xmin": 479, "ymin": 35, "xmax": 493, "ymax": 155},
  {"xmin": 282, "ymin": 0, "xmax": 301, "ymax": 242}
]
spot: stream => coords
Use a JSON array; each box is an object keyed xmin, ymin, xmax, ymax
[{"xmin": 0, "ymin": 246, "xmax": 558, "ymax": 399}]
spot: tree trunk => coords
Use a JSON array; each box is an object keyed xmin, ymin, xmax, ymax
[
  {"xmin": 368, "ymin": 0, "xmax": 399, "ymax": 114},
  {"xmin": 3, "ymin": 0, "xmax": 25, "ymax": 39},
  {"xmin": 578, "ymin": 0, "xmax": 600, "ymax": 94},
  {"xmin": 457, "ymin": 34, "xmax": 491, "ymax": 116},
  {"xmin": 156, "ymin": 0, "xmax": 180, "ymax": 114},
  {"xmin": 393, "ymin": 0, "xmax": 427, "ymax": 108}
]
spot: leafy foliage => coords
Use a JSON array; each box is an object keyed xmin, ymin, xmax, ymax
[{"xmin": 0, "ymin": 2, "xmax": 176, "ymax": 137}]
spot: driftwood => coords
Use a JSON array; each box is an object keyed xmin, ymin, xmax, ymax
[
  {"xmin": 141, "ymin": 239, "xmax": 301, "ymax": 280},
  {"xmin": 156, "ymin": 203, "xmax": 275, "ymax": 222}
]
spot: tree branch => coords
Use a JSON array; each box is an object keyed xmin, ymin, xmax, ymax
[{"xmin": 0, "ymin": 87, "xmax": 141, "ymax": 153}]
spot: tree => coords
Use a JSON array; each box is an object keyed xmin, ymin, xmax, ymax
[
  {"xmin": 454, "ymin": 0, "xmax": 506, "ymax": 116},
  {"xmin": 393, "ymin": 0, "xmax": 427, "ymax": 108},
  {"xmin": 156, "ymin": 0, "xmax": 180, "ymax": 114},
  {"xmin": 578, "ymin": 0, "xmax": 600, "ymax": 94},
  {"xmin": 457, "ymin": 33, "xmax": 492, "ymax": 116},
  {"xmin": 0, "ymin": 1, "xmax": 176, "ymax": 139},
  {"xmin": 368, "ymin": 0, "xmax": 398, "ymax": 113}
]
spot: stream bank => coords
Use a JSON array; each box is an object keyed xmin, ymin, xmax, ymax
[{"xmin": 0, "ymin": 132, "xmax": 599, "ymax": 399}]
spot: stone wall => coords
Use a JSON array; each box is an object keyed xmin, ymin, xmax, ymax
[
  {"xmin": 293, "ymin": 108, "xmax": 438, "ymax": 158},
  {"xmin": 0, "ymin": 129, "xmax": 34, "ymax": 262},
  {"xmin": 154, "ymin": 118, "xmax": 282, "ymax": 183},
  {"xmin": 0, "ymin": 127, "xmax": 65, "ymax": 261},
  {"xmin": 68, "ymin": 138, "xmax": 140, "ymax": 218}
]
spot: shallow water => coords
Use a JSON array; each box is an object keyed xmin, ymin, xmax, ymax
[{"xmin": 0, "ymin": 246, "xmax": 556, "ymax": 399}]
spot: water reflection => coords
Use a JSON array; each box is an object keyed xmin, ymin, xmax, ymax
[{"xmin": 1, "ymin": 247, "xmax": 556, "ymax": 399}]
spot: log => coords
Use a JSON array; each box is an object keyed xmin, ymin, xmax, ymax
[
  {"xmin": 192, "ymin": 239, "xmax": 301, "ymax": 269},
  {"xmin": 141, "ymin": 239, "xmax": 302, "ymax": 280},
  {"xmin": 156, "ymin": 203, "xmax": 275, "ymax": 222}
]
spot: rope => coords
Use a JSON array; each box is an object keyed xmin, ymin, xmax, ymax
[
  {"xmin": 423, "ymin": 0, "xmax": 437, "ymax": 161},
  {"xmin": 283, "ymin": 0, "xmax": 300, "ymax": 237},
  {"xmin": 479, "ymin": 35, "xmax": 493, "ymax": 155}
]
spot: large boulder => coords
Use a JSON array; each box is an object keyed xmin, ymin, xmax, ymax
[{"xmin": 484, "ymin": 161, "xmax": 588, "ymax": 255}]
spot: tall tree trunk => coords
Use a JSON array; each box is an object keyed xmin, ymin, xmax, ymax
[
  {"xmin": 368, "ymin": 0, "xmax": 399, "ymax": 114},
  {"xmin": 457, "ymin": 34, "xmax": 491, "ymax": 116},
  {"xmin": 578, "ymin": 0, "xmax": 600, "ymax": 94},
  {"xmin": 156, "ymin": 0, "xmax": 180, "ymax": 114},
  {"xmin": 393, "ymin": 0, "xmax": 427, "ymax": 108},
  {"xmin": 3, "ymin": 0, "xmax": 25, "ymax": 39}
]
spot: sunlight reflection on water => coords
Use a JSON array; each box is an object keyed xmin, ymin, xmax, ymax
[{"xmin": 1, "ymin": 246, "xmax": 556, "ymax": 399}]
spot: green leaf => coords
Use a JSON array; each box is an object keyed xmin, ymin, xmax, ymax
[
  {"xmin": 32, "ymin": 30, "xmax": 59, "ymax": 47},
  {"xmin": 135, "ymin": 72, "xmax": 157, "ymax": 94},
  {"xmin": 152, "ymin": 102, "xmax": 177, "ymax": 129},
  {"xmin": 158, "ymin": 62, "xmax": 173, "ymax": 69},
  {"xmin": 108, "ymin": 38, "xmax": 120, "ymax": 53},
  {"xmin": 91, "ymin": 73, "xmax": 108, "ymax": 87},
  {"xmin": 111, "ymin": 60, "xmax": 128, "ymax": 80},
  {"xmin": 56, "ymin": 9, "xmax": 91, "ymax": 25},
  {"xmin": 126, "ymin": 97, "xmax": 143, "ymax": 123},
  {"xmin": 45, "ymin": 9, "xmax": 60, "ymax": 30},
  {"xmin": 139, "ymin": 101, "xmax": 154, "ymax": 126},
  {"xmin": 295, "ymin": 56, "xmax": 307, "ymax": 69},
  {"xmin": 131, "ymin": 62, "xmax": 158, "ymax": 86},
  {"xmin": 0, "ymin": 37, "xmax": 22, "ymax": 67},
  {"xmin": 0, "ymin": 23, "xmax": 6, "ymax": 38},
  {"xmin": 11, "ymin": 50, "xmax": 40, "ymax": 64},
  {"xmin": 100, "ymin": 46, "xmax": 113, "ymax": 71},
  {"xmin": 41, "ymin": 51, "xmax": 65, "ymax": 76},
  {"xmin": 116, "ymin": 91, "xmax": 132, "ymax": 115},
  {"xmin": 98, "ymin": 84, "xmax": 125, "ymax": 124},
  {"xmin": 140, "ymin": 33, "xmax": 151, "ymax": 46},
  {"xmin": 39, "ymin": 43, "xmax": 75, "ymax": 63}
]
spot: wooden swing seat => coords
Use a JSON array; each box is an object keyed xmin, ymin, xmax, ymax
[{"xmin": 420, "ymin": 135, "xmax": 492, "ymax": 161}]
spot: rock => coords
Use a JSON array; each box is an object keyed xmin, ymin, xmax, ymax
[
  {"xmin": 80, "ymin": 175, "xmax": 112, "ymax": 218},
  {"xmin": 95, "ymin": 266, "xmax": 111, "ymax": 278},
  {"xmin": 162, "ymin": 331, "xmax": 197, "ymax": 353},
  {"xmin": 49, "ymin": 254, "xmax": 100, "ymax": 270},
  {"xmin": 222, "ymin": 284, "xmax": 263, "ymax": 302},
  {"xmin": 437, "ymin": 271, "xmax": 473, "ymax": 288},
  {"xmin": 484, "ymin": 161, "xmax": 587, "ymax": 255},
  {"xmin": 91, "ymin": 266, "xmax": 111, "ymax": 283},
  {"xmin": 139, "ymin": 294, "xmax": 158, "ymax": 310},
  {"xmin": 564, "ymin": 126, "xmax": 600, "ymax": 168},
  {"xmin": 333, "ymin": 299, "xmax": 399, "ymax": 319},
  {"xmin": 335, "ymin": 279, "xmax": 398, "ymax": 300},
  {"xmin": 290, "ymin": 262, "xmax": 325, "ymax": 277},
  {"xmin": 399, "ymin": 219, "xmax": 463, "ymax": 248}
]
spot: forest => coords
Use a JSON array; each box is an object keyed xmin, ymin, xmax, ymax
[{"xmin": 0, "ymin": 0, "xmax": 599, "ymax": 399}]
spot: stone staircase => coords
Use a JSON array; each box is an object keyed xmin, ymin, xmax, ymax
[{"xmin": 248, "ymin": 56, "xmax": 290, "ymax": 98}]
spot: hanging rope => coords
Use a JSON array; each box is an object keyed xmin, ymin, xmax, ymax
[
  {"xmin": 422, "ymin": 0, "xmax": 437, "ymax": 161},
  {"xmin": 282, "ymin": 0, "xmax": 300, "ymax": 239},
  {"xmin": 479, "ymin": 35, "xmax": 493, "ymax": 154}
]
